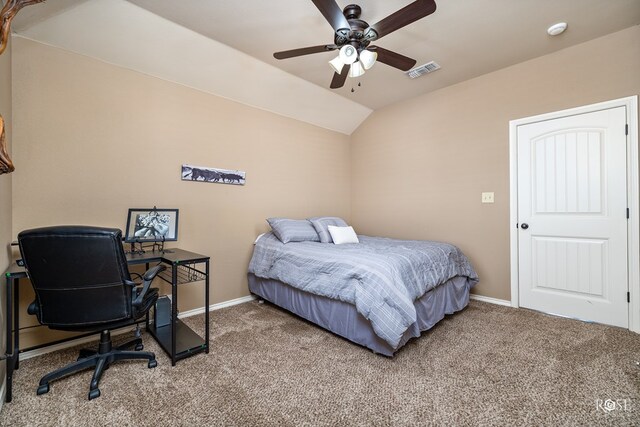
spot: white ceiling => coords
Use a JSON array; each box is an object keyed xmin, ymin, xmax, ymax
[
  {"xmin": 11, "ymin": 0, "xmax": 640, "ymax": 133},
  {"xmin": 126, "ymin": 0, "xmax": 640, "ymax": 109}
]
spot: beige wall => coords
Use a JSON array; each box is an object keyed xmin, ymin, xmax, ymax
[
  {"xmin": 351, "ymin": 26, "xmax": 640, "ymax": 300},
  {"xmin": 11, "ymin": 37, "xmax": 351, "ymax": 347},
  {"xmin": 8, "ymin": 27, "xmax": 640, "ymax": 348},
  {"xmin": 0, "ymin": 38, "xmax": 12, "ymax": 397}
]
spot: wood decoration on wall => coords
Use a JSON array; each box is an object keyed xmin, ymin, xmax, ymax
[
  {"xmin": 0, "ymin": 0, "xmax": 46, "ymax": 174},
  {"xmin": 0, "ymin": 115, "xmax": 13, "ymax": 174},
  {"xmin": 1, "ymin": 0, "xmax": 46, "ymax": 55}
]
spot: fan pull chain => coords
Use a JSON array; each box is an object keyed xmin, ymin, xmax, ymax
[{"xmin": 351, "ymin": 82, "xmax": 362, "ymax": 93}]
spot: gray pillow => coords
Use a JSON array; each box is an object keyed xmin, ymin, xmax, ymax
[
  {"xmin": 308, "ymin": 216, "xmax": 348, "ymax": 243},
  {"xmin": 266, "ymin": 218, "xmax": 320, "ymax": 244}
]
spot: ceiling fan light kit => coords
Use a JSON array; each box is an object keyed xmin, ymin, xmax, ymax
[
  {"xmin": 349, "ymin": 61, "xmax": 365, "ymax": 78},
  {"xmin": 339, "ymin": 45, "xmax": 358, "ymax": 64},
  {"xmin": 329, "ymin": 55, "xmax": 345, "ymax": 73},
  {"xmin": 329, "ymin": 45, "xmax": 377, "ymax": 78},
  {"xmin": 274, "ymin": 0, "xmax": 438, "ymax": 89},
  {"xmin": 359, "ymin": 49, "xmax": 377, "ymax": 70}
]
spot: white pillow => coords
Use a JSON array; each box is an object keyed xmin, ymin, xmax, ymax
[
  {"xmin": 254, "ymin": 233, "xmax": 266, "ymax": 244},
  {"xmin": 327, "ymin": 225, "xmax": 359, "ymax": 245}
]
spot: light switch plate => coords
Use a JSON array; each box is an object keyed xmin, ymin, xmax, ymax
[{"xmin": 481, "ymin": 192, "xmax": 495, "ymax": 204}]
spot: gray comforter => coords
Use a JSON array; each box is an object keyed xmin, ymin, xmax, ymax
[{"xmin": 248, "ymin": 233, "xmax": 479, "ymax": 349}]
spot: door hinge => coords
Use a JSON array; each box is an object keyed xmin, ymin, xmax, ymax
[
  {"xmin": 516, "ymin": 223, "xmax": 519, "ymax": 229},
  {"xmin": 627, "ymin": 208, "xmax": 630, "ymax": 219},
  {"xmin": 628, "ymin": 291, "xmax": 631, "ymax": 303},
  {"xmin": 625, "ymin": 124, "xmax": 629, "ymax": 135}
]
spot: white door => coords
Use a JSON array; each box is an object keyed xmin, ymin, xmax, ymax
[{"xmin": 517, "ymin": 106, "xmax": 628, "ymax": 327}]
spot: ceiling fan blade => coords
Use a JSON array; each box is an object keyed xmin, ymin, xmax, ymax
[
  {"xmin": 369, "ymin": 0, "xmax": 436, "ymax": 40},
  {"xmin": 330, "ymin": 64, "xmax": 350, "ymax": 89},
  {"xmin": 311, "ymin": 0, "xmax": 350, "ymax": 33},
  {"xmin": 274, "ymin": 45, "xmax": 337, "ymax": 60},
  {"xmin": 369, "ymin": 46, "xmax": 416, "ymax": 71}
]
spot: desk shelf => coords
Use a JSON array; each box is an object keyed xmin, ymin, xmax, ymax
[
  {"xmin": 157, "ymin": 263, "xmax": 206, "ymax": 285},
  {"xmin": 145, "ymin": 250, "xmax": 210, "ymax": 367},
  {"xmin": 125, "ymin": 248, "xmax": 210, "ymax": 365},
  {"xmin": 147, "ymin": 319, "xmax": 206, "ymax": 361}
]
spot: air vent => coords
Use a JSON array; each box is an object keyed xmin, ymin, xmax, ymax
[{"xmin": 406, "ymin": 61, "xmax": 441, "ymax": 79}]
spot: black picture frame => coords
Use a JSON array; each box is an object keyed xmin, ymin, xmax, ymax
[{"xmin": 124, "ymin": 208, "xmax": 179, "ymax": 243}]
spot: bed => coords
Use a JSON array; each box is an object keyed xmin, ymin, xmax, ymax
[{"xmin": 248, "ymin": 223, "xmax": 478, "ymax": 356}]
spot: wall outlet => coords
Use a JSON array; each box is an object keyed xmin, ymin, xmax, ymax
[{"xmin": 481, "ymin": 192, "xmax": 495, "ymax": 204}]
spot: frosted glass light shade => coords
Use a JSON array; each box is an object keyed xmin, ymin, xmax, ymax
[
  {"xmin": 359, "ymin": 49, "xmax": 377, "ymax": 70},
  {"xmin": 339, "ymin": 45, "xmax": 358, "ymax": 65},
  {"xmin": 349, "ymin": 61, "xmax": 365, "ymax": 78},
  {"xmin": 329, "ymin": 55, "xmax": 344, "ymax": 73}
]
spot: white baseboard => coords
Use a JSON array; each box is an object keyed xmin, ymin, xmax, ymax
[
  {"xmin": 177, "ymin": 295, "xmax": 256, "ymax": 318},
  {"xmin": 17, "ymin": 295, "xmax": 256, "ymax": 362},
  {"xmin": 470, "ymin": 294, "xmax": 512, "ymax": 307},
  {"xmin": 19, "ymin": 324, "xmax": 138, "ymax": 361},
  {"xmin": 0, "ymin": 378, "xmax": 5, "ymax": 413}
]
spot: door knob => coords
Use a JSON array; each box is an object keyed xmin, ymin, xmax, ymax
[{"xmin": 521, "ymin": 223, "xmax": 529, "ymax": 230}]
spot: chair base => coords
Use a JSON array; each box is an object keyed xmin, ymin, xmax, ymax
[{"xmin": 37, "ymin": 330, "xmax": 157, "ymax": 400}]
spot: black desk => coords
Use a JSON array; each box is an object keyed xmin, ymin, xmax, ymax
[{"xmin": 3, "ymin": 248, "xmax": 210, "ymax": 403}]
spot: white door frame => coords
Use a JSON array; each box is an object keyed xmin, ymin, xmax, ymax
[{"xmin": 509, "ymin": 96, "xmax": 639, "ymax": 332}]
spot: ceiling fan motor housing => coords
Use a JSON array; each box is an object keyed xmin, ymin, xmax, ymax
[
  {"xmin": 334, "ymin": 4, "xmax": 376, "ymax": 49},
  {"xmin": 343, "ymin": 4, "xmax": 362, "ymax": 20}
]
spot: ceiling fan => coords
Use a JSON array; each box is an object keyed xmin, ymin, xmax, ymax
[{"xmin": 273, "ymin": 0, "xmax": 437, "ymax": 89}]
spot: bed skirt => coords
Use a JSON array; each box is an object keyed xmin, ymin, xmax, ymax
[{"xmin": 248, "ymin": 273, "xmax": 473, "ymax": 356}]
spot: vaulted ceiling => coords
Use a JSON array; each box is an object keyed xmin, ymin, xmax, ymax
[{"xmin": 11, "ymin": 0, "xmax": 640, "ymax": 134}]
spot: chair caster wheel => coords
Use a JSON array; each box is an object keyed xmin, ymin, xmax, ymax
[
  {"xmin": 88, "ymin": 389, "xmax": 101, "ymax": 400},
  {"xmin": 148, "ymin": 359, "xmax": 157, "ymax": 369},
  {"xmin": 135, "ymin": 343, "xmax": 144, "ymax": 351},
  {"xmin": 36, "ymin": 384, "xmax": 49, "ymax": 395}
]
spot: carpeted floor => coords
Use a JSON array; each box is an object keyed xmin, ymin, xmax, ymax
[{"xmin": 1, "ymin": 300, "xmax": 639, "ymax": 426}]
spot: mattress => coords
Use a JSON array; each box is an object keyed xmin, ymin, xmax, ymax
[
  {"xmin": 248, "ymin": 273, "xmax": 473, "ymax": 356},
  {"xmin": 249, "ymin": 232, "xmax": 478, "ymax": 348}
]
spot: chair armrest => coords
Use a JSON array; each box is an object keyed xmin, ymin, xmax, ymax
[
  {"xmin": 132, "ymin": 264, "xmax": 166, "ymax": 307},
  {"xmin": 143, "ymin": 264, "xmax": 165, "ymax": 281}
]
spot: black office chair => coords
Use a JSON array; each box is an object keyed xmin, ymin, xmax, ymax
[{"xmin": 18, "ymin": 225, "xmax": 165, "ymax": 400}]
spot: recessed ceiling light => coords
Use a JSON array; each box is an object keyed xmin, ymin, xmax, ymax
[{"xmin": 547, "ymin": 22, "xmax": 568, "ymax": 36}]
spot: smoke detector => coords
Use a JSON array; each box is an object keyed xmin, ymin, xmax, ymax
[
  {"xmin": 406, "ymin": 61, "xmax": 441, "ymax": 79},
  {"xmin": 547, "ymin": 22, "xmax": 568, "ymax": 36}
]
